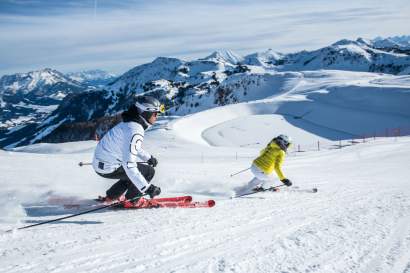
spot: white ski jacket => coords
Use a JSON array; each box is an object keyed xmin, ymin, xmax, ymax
[{"xmin": 93, "ymin": 121, "xmax": 152, "ymax": 193}]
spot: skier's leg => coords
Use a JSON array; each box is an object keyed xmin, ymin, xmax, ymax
[
  {"xmin": 233, "ymin": 176, "xmax": 263, "ymax": 196},
  {"xmin": 98, "ymin": 165, "xmax": 155, "ymax": 200},
  {"xmin": 250, "ymin": 164, "xmax": 272, "ymax": 187},
  {"xmin": 233, "ymin": 164, "xmax": 272, "ymax": 196},
  {"xmin": 137, "ymin": 163, "xmax": 155, "ymax": 182},
  {"xmin": 106, "ymin": 180, "xmax": 128, "ymax": 199},
  {"xmin": 248, "ymin": 177, "xmax": 263, "ymax": 189},
  {"xmin": 124, "ymin": 164, "xmax": 155, "ymax": 199},
  {"xmin": 97, "ymin": 167, "xmax": 130, "ymax": 199},
  {"xmin": 124, "ymin": 181, "xmax": 142, "ymax": 200}
]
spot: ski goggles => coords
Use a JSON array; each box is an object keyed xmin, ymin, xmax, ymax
[
  {"xmin": 145, "ymin": 104, "xmax": 165, "ymax": 113},
  {"xmin": 136, "ymin": 102, "xmax": 166, "ymax": 114}
]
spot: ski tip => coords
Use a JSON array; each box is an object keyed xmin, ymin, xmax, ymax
[{"xmin": 207, "ymin": 200, "xmax": 216, "ymax": 207}]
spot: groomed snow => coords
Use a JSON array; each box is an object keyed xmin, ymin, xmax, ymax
[
  {"xmin": 1, "ymin": 133, "xmax": 409, "ymax": 273},
  {"xmin": 1, "ymin": 69, "xmax": 410, "ymax": 272}
]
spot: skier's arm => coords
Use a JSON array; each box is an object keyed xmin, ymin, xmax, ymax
[
  {"xmin": 122, "ymin": 133, "xmax": 151, "ymax": 193},
  {"xmin": 274, "ymin": 151, "xmax": 286, "ymax": 180},
  {"xmin": 137, "ymin": 145, "xmax": 151, "ymax": 162}
]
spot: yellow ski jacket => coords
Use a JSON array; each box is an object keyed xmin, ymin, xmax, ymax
[{"xmin": 253, "ymin": 140, "xmax": 286, "ymax": 180}]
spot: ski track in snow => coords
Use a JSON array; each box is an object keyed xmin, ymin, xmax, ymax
[{"xmin": 2, "ymin": 184, "xmax": 409, "ymax": 273}]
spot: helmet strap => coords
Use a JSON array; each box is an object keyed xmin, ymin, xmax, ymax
[
  {"xmin": 139, "ymin": 113, "xmax": 153, "ymax": 127},
  {"xmin": 141, "ymin": 111, "xmax": 155, "ymax": 124}
]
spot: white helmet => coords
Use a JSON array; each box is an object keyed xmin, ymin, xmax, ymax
[
  {"xmin": 135, "ymin": 96, "xmax": 165, "ymax": 114},
  {"xmin": 276, "ymin": 134, "xmax": 292, "ymax": 149}
]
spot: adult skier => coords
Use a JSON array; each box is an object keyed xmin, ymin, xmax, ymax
[
  {"xmin": 234, "ymin": 134, "xmax": 293, "ymax": 196},
  {"xmin": 92, "ymin": 95, "xmax": 164, "ymax": 203}
]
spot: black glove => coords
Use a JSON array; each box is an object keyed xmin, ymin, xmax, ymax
[
  {"xmin": 281, "ymin": 178, "xmax": 292, "ymax": 187},
  {"xmin": 147, "ymin": 156, "xmax": 158, "ymax": 167},
  {"xmin": 146, "ymin": 184, "xmax": 161, "ymax": 198}
]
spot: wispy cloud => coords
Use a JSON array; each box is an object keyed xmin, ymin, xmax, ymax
[{"xmin": 0, "ymin": 0, "xmax": 409, "ymax": 76}]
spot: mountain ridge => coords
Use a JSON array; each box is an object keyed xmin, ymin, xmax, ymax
[
  {"xmin": 1, "ymin": 36, "xmax": 409, "ymax": 148},
  {"xmin": 0, "ymin": 68, "xmax": 116, "ymax": 129}
]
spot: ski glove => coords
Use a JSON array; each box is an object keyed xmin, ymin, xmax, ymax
[
  {"xmin": 147, "ymin": 156, "xmax": 158, "ymax": 167},
  {"xmin": 281, "ymin": 178, "xmax": 292, "ymax": 187},
  {"xmin": 146, "ymin": 184, "xmax": 161, "ymax": 198}
]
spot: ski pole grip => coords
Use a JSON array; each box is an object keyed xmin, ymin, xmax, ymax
[{"xmin": 78, "ymin": 162, "xmax": 92, "ymax": 167}]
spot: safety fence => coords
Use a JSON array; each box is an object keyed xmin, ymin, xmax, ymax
[
  {"xmin": 189, "ymin": 125, "xmax": 410, "ymax": 163},
  {"xmin": 288, "ymin": 126, "xmax": 410, "ymax": 154}
]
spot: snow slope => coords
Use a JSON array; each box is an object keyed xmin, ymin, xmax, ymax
[
  {"xmin": 1, "ymin": 69, "xmax": 410, "ymax": 272},
  {"xmin": 1, "ymin": 117, "xmax": 410, "ymax": 272},
  {"xmin": 171, "ymin": 70, "xmax": 410, "ymax": 147},
  {"xmin": 1, "ymin": 134, "xmax": 409, "ymax": 273}
]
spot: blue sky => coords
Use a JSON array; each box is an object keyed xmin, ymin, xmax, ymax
[{"xmin": 0, "ymin": 0, "xmax": 409, "ymax": 76}]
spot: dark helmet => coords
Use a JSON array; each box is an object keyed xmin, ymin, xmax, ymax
[
  {"xmin": 275, "ymin": 134, "xmax": 292, "ymax": 150},
  {"xmin": 134, "ymin": 96, "xmax": 165, "ymax": 123}
]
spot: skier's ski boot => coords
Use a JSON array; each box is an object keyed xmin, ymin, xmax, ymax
[
  {"xmin": 252, "ymin": 186, "xmax": 265, "ymax": 192},
  {"xmin": 96, "ymin": 196, "xmax": 112, "ymax": 203},
  {"xmin": 123, "ymin": 197, "xmax": 158, "ymax": 208},
  {"xmin": 96, "ymin": 195, "xmax": 125, "ymax": 204}
]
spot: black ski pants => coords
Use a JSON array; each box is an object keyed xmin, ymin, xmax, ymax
[{"xmin": 97, "ymin": 164, "xmax": 155, "ymax": 199}]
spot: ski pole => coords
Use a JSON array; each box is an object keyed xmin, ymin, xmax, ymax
[
  {"xmin": 4, "ymin": 196, "xmax": 143, "ymax": 233},
  {"xmin": 239, "ymin": 142, "xmax": 260, "ymax": 147},
  {"xmin": 230, "ymin": 167, "xmax": 251, "ymax": 177},
  {"xmin": 78, "ymin": 161, "xmax": 148, "ymax": 167},
  {"xmin": 231, "ymin": 184, "xmax": 286, "ymax": 198}
]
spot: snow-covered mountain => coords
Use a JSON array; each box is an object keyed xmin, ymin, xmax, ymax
[
  {"xmin": 1, "ymin": 37, "xmax": 409, "ymax": 148},
  {"xmin": 0, "ymin": 68, "xmax": 89, "ymax": 129},
  {"xmin": 372, "ymin": 35, "xmax": 410, "ymax": 51},
  {"xmin": 201, "ymin": 49, "xmax": 245, "ymax": 64},
  {"xmin": 0, "ymin": 68, "xmax": 86, "ymax": 102},
  {"xmin": 243, "ymin": 49, "xmax": 284, "ymax": 67},
  {"xmin": 66, "ymin": 69, "xmax": 117, "ymax": 88},
  {"xmin": 245, "ymin": 38, "xmax": 410, "ymax": 74}
]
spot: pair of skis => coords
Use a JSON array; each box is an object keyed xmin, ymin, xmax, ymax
[
  {"xmin": 11, "ymin": 184, "xmax": 318, "ymax": 233},
  {"xmin": 5, "ymin": 195, "xmax": 214, "ymax": 233},
  {"xmin": 232, "ymin": 185, "xmax": 318, "ymax": 198},
  {"xmin": 57, "ymin": 195, "xmax": 215, "ymax": 210},
  {"xmin": 8, "ymin": 186, "xmax": 316, "ymax": 233},
  {"xmin": 121, "ymin": 195, "xmax": 215, "ymax": 209}
]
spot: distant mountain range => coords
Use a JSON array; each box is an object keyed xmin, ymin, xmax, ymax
[
  {"xmin": 0, "ymin": 69, "xmax": 116, "ymax": 129},
  {"xmin": 1, "ymin": 36, "xmax": 409, "ymax": 148},
  {"xmin": 66, "ymin": 69, "xmax": 117, "ymax": 88}
]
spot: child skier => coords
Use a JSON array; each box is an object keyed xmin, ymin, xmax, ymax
[
  {"xmin": 234, "ymin": 134, "xmax": 293, "ymax": 196},
  {"xmin": 92, "ymin": 95, "xmax": 164, "ymax": 203}
]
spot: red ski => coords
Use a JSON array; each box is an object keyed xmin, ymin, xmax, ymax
[
  {"xmin": 54, "ymin": 195, "xmax": 213, "ymax": 209},
  {"xmin": 151, "ymin": 196, "xmax": 192, "ymax": 203},
  {"xmin": 122, "ymin": 198, "xmax": 215, "ymax": 209},
  {"xmin": 154, "ymin": 200, "xmax": 216, "ymax": 208}
]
